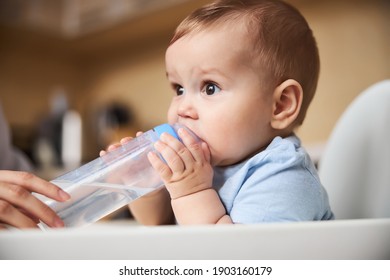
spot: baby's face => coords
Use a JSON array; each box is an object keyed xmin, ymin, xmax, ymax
[{"xmin": 165, "ymin": 24, "xmax": 275, "ymax": 166}]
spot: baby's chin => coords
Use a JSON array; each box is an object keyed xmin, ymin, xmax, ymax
[
  {"xmin": 211, "ymin": 149, "xmax": 258, "ymax": 167},
  {"xmin": 211, "ymin": 155, "xmax": 242, "ymax": 167}
]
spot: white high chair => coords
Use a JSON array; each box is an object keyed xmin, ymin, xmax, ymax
[{"xmin": 318, "ymin": 80, "xmax": 390, "ymax": 219}]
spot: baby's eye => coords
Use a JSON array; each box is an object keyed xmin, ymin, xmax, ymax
[
  {"xmin": 174, "ymin": 85, "xmax": 185, "ymax": 96},
  {"xmin": 203, "ymin": 83, "xmax": 221, "ymax": 95}
]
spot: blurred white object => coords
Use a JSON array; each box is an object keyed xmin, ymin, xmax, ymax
[
  {"xmin": 318, "ymin": 80, "xmax": 390, "ymax": 219},
  {"xmin": 61, "ymin": 110, "xmax": 82, "ymax": 169}
]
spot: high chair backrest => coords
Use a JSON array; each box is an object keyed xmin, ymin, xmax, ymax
[{"xmin": 318, "ymin": 80, "xmax": 390, "ymax": 219}]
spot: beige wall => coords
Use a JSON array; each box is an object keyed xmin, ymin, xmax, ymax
[
  {"xmin": 0, "ymin": 0, "xmax": 389, "ymax": 161},
  {"xmin": 295, "ymin": 0, "xmax": 390, "ymax": 146}
]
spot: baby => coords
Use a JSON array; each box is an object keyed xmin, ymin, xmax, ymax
[
  {"xmin": 0, "ymin": 0, "xmax": 334, "ymax": 230},
  {"xmin": 114, "ymin": 0, "xmax": 334, "ymax": 225}
]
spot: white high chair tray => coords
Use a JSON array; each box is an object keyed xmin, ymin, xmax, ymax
[{"xmin": 1, "ymin": 218, "xmax": 389, "ymax": 259}]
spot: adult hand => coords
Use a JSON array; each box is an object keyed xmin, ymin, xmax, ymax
[{"xmin": 0, "ymin": 170, "xmax": 70, "ymax": 230}]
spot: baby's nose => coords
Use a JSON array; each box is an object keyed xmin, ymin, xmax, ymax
[{"xmin": 177, "ymin": 96, "xmax": 198, "ymax": 119}]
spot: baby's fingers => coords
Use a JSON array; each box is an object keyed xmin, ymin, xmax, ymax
[
  {"xmin": 147, "ymin": 151, "xmax": 172, "ymax": 180},
  {"xmin": 178, "ymin": 128, "xmax": 208, "ymax": 163},
  {"xmin": 100, "ymin": 136, "xmax": 137, "ymax": 157},
  {"xmin": 99, "ymin": 144, "xmax": 121, "ymax": 156},
  {"xmin": 158, "ymin": 133, "xmax": 194, "ymax": 173},
  {"xmin": 120, "ymin": 137, "xmax": 133, "ymax": 144}
]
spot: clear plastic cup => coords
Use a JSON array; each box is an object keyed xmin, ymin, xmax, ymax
[{"xmin": 36, "ymin": 123, "xmax": 185, "ymax": 229}]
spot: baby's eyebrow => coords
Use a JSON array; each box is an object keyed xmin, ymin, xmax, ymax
[
  {"xmin": 166, "ymin": 70, "xmax": 178, "ymax": 79},
  {"xmin": 166, "ymin": 72, "xmax": 178, "ymax": 83},
  {"xmin": 198, "ymin": 67, "xmax": 231, "ymax": 81}
]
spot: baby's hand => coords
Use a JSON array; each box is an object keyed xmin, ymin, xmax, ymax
[
  {"xmin": 147, "ymin": 127, "xmax": 213, "ymax": 199},
  {"xmin": 99, "ymin": 132, "xmax": 143, "ymax": 156}
]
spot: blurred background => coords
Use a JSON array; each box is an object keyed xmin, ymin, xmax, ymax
[{"xmin": 0, "ymin": 0, "xmax": 389, "ymax": 178}]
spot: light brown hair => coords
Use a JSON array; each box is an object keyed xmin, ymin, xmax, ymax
[{"xmin": 170, "ymin": 0, "xmax": 320, "ymax": 125}]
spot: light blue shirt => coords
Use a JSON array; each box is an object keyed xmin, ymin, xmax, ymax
[{"xmin": 213, "ymin": 135, "xmax": 334, "ymax": 223}]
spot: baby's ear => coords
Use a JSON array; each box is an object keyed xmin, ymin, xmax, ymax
[{"xmin": 270, "ymin": 79, "xmax": 303, "ymax": 130}]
